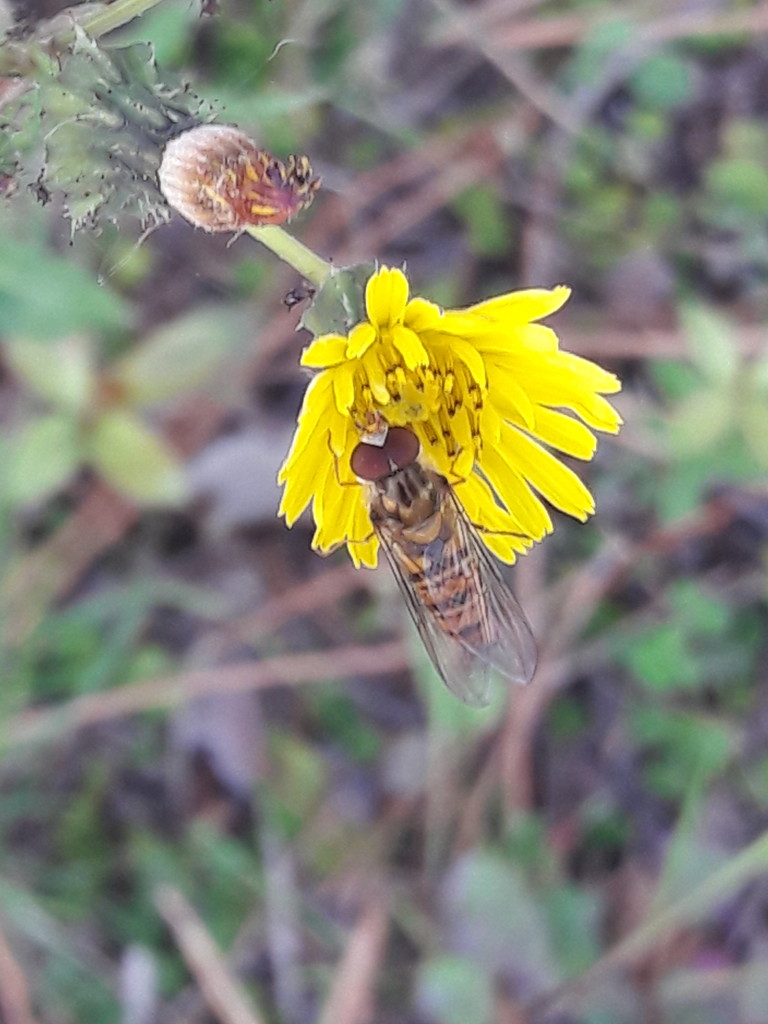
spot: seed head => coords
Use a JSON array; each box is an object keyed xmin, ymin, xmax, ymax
[{"xmin": 158, "ymin": 124, "xmax": 320, "ymax": 232}]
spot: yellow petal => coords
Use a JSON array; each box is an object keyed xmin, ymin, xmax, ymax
[
  {"xmin": 454, "ymin": 474, "xmax": 532, "ymax": 563},
  {"xmin": 557, "ymin": 352, "xmax": 622, "ymax": 394},
  {"xmin": 301, "ymin": 335, "xmax": 347, "ymax": 368},
  {"xmin": 391, "ymin": 324, "xmax": 429, "ymax": 369},
  {"xmin": 529, "ymin": 406, "xmax": 597, "ymax": 459},
  {"xmin": 350, "ymin": 534, "xmax": 379, "ymax": 568},
  {"xmin": 278, "ymin": 374, "xmax": 333, "ymax": 479},
  {"xmin": 404, "ymin": 297, "xmax": 442, "ymax": 332},
  {"xmin": 486, "ymin": 365, "xmax": 534, "ymax": 428},
  {"xmin": 466, "ymin": 285, "xmax": 571, "ymax": 324},
  {"xmin": 495, "ymin": 352, "xmax": 622, "ymax": 431},
  {"xmin": 502, "ymin": 424, "xmax": 595, "ymax": 519},
  {"xmin": 448, "ymin": 335, "xmax": 487, "ymax": 387},
  {"xmin": 478, "ymin": 323, "xmax": 559, "ymax": 355},
  {"xmin": 310, "ymin": 457, "xmax": 336, "ymax": 539},
  {"xmin": 429, "ymin": 311, "xmax": 489, "ymax": 337},
  {"xmin": 479, "ymin": 444, "xmax": 553, "ymax": 539},
  {"xmin": 347, "ymin": 496, "xmax": 378, "ymax": 567},
  {"xmin": 332, "ymin": 363, "xmax": 356, "ymax": 414},
  {"xmin": 279, "ymin": 425, "xmax": 331, "ymax": 524},
  {"xmin": 361, "ymin": 347, "xmax": 392, "ymax": 405},
  {"xmin": 346, "ymin": 322, "xmax": 377, "ymax": 359},
  {"xmin": 366, "ymin": 266, "xmax": 409, "ymax": 328}
]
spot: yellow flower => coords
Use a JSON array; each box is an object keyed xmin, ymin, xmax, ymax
[{"xmin": 278, "ymin": 266, "xmax": 621, "ymax": 568}]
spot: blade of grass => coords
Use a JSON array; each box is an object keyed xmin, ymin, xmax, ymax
[{"xmin": 530, "ymin": 828, "xmax": 768, "ymax": 1015}]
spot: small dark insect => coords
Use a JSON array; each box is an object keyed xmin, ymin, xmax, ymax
[
  {"xmin": 351, "ymin": 426, "xmax": 537, "ymax": 706},
  {"xmin": 31, "ymin": 171, "xmax": 50, "ymax": 206},
  {"xmin": 283, "ymin": 283, "xmax": 316, "ymax": 309}
]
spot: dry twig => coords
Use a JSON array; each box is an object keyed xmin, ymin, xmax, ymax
[
  {"xmin": 317, "ymin": 890, "xmax": 390, "ymax": 1024},
  {"xmin": 4, "ymin": 641, "xmax": 409, "ymax": 748},
  {"xmin": 0, "ymin": 922, "xmax": 40, "ymax": 1024},
  {"xmin": 154, "ymin": 886, "xmax": 265, "ymax": 1024}
]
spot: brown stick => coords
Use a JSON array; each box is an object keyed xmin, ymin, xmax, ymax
[
  {"xmin": 4, "ymin": 640, "xmax": 409, "ymax": 748},
  {"xmin": 317, "ymin": 892, "xmax": 390, "ymax": 1024},
  {"xmin": 0, "ymin": 922, "xmax": 40, "ymax": 1024},
  {"xmin": 154, "ymin": 886, "xmax": 265, "ymax": 1024}
]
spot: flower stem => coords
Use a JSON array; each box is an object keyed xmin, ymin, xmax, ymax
[
  {"xmin": 246, "ymin": 225, "xmax": 333, "ymax": 287},
  {"xmin": 0, "ymin": 0, "xmax": 168, "ymax": 75},
  {"xmin": 79, "ymin": 0, "xmax": 169, "ymax": 39}
]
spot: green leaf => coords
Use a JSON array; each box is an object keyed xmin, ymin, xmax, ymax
[
  {"xmin": 667, "ymin": 387, "xmax": 733, "ymax": 455},
  {"xmin": 4, "ymin": 337, "xmax": 95, "ymax": 412},
  {"xmin": 738, "ymin": 394, "xmax": 768, "ymax": 468},
  {"xmin": 453, "ymin": 185, "xmax": 509, "ymax": 257},
  {"xmin": 705, "ymin": 156, "xmax": 768, "ymax": 215},
  {"xmin": 416, "ymin": 956, "xmax": 493, "ymax": 1024},
  {"xmin": 630, "ymin": 707, "xmax": 735, "ymax": 798},
  {"xmin": 113, "ymin": 307, "xmax": 250, "ymax": 407},
  {"xmin": 630, "ymin": 53, "xmax": 694, "ymax": 111},
  {"xmin": 668, "ymin": 581, "xmax": 730, "ymax": 635},
  {"xmin": 4, "ymin": 415, "xmax": 81, "ymax": 504},
  {"xmin": 0, "ymin": 239, "xmax": 128, "ymax": 340},
  {"xmin": 679, "ymin": 304, "xmax": 738, "ymax": 383},
  {"xmin": 621, "ymin": 623, "xmax": 698, "ymax": 691},
  {"xmin": 442, "ymin": 851, "xmax": 559, "ymax": 983},
  {"xmin": 301, "ymin": 263, "xmax": 375, "ymax": 337},
  {"xmin": 86, "ymin": 410, "xmax": 186, "ymax": 505}
]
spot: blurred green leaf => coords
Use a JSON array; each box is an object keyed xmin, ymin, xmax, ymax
[
  {"xmin": 0, "ymin": 239, "xmax": 129, "ymax": 340},
  {"xmin": 621, "ymin": 622, "xmax": 698, "ymax": 691},
  {"xmin": 5, "ymin": 337, "xmax": 95, "ymax": 412},
  {"xmin": 453, "ymin": 185, "xmax": 509, "ymax": 257},
  {"xmin": 679, "ymin": 304, "xmax": 738, "ymax": 384},
  {"xmin": 442, "ymin": 851, "xmax": 559, "ymax": 983},
  {"xmin": 86, "ymin": 410, "xmax": 186, "ymax": 504},
  {"xmin": 667, "ymin": 387, "xmax": 732, "ymax": 455},
  {"xmin": 749, "ymin": 353, "xmax": 768, "ymax": 395},
  {"xmin": 738, "ymin": 394, "xmax": 768, "ymax": 468},
  {"xmin": 270, "ymin": 733, "xmax": 329, "ymax": 826},
  {"xmin": 630, "ymin": 53, "xmax": 694, "ymax": 111},
  {"xmin": 631, "ymin": 707, "xmax": 735, "ymax": 799},
  {"xmin": 668, "ymin": 581, "xmax": 730, "ymax": 635},
  {"xmin": 4, "ymin": 415, "xmax": 80, "ymax": 504},
  {"xmin": 704, "ymin": 156, "xmax": 768, "ymax": 215},
  {"xmin": 113, "ymin": 306, "xmax": 249, "ymax": 406},
  {"xmin": 416, "ymin": 955, "xmax": 493, "ymax": 1024},
  {"xmin": 565, "ymin": 18, "xmax": 635, "ymax": 87},
  {"xmin": 545, "ymin": 884, "xmax": 602, "ymax": 975},
  {"xmin": 651, "ymin": 360, "xmax": 701, "ymax": 401}
]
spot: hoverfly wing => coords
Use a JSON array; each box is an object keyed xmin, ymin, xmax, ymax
[
  {"xmin": 420, "ymin": 489, "xmax": 537, "ymax": 695},
  {"xmin": 444, "ymin": 487, "xmax": 537, "ymax": 684},
  {"xmin": 375, "ymin": 527, "xmax": 496, "ymax": 706},
  {"xmin": 375, "ymin": 488, "xmax": 537, "ymax": 707}
]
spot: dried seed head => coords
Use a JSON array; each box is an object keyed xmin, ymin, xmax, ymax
[{"xmin": 158, "ymin": 124, "xmax": 320, "ymax": 232}]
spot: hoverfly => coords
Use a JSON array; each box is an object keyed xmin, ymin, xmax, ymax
[{"xmin": 350, "ymin": 426, "xmax": 537, "ymax": 706}]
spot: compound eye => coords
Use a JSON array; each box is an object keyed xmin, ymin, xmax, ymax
[{"xmin": 350, "ymin": 427, "xmax": 419, "ymax": 481}]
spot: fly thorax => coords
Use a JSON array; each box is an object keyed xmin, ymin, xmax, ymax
[{"xmin": 376, "ymin": 465, "xmax": 438, "ymax": 527}]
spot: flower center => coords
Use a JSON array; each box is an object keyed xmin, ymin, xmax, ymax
[{"xmin": 348, "ymin": 340, "xmax": 486, "ymax": 467}]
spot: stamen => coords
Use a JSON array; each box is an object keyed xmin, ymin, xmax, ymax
[{"xmin": 385, "ymin": 367, "xmax": 401, "ymax": 401}]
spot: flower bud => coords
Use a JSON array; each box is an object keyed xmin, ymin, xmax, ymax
[{"xmin": 158, "ymin": 124, "xmax": 320, "ymax": 232}]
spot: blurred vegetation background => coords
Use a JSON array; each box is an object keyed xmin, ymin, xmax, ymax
[{"xmin": 3, "ymin": 0, "xmax": 768, "ymax": 1021}]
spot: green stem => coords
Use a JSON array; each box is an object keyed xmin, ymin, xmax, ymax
[
  {"xmin": 0, "ymin": 0, "xmax": 168, "ymax": 75},
  {"xmin": 531, "ymin": 827, "xmax": 768, "ymax": 1015},
  {"xmin": 79, "ymin": 0, "xmax": 169, "ymax": 39},
  {"xmin": 246, "ymin": 224, "xmax": 333, "ymax": 288}
]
